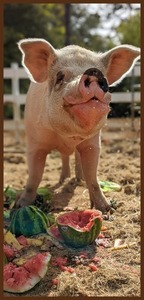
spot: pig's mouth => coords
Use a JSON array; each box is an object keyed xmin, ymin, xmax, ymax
[
  {"xmin": 63, "ymin": 94, "xmax": 110, "ymax": 108},
  {"xmin": 89, "ymin": 96, "xmax": 101, "ymax": 102},
  {"xmin": 63, "ymin": 91, "xmax": 111, "ymax": 132}
]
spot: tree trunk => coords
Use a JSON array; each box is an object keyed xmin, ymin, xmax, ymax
[{"xmin": 65, "ymin": 4, "xmax": 71, "ymax": 46}]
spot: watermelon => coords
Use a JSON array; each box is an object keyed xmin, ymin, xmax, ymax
[
  {"xmin": 3, "ymin": 245, "xmax": 15, "ymax": 260},
  {"xmin": 4, "ymin": 209, "xmax": 11, "ymax": 228},
  {"xmin": 3, "ymin": 252, "xmax": 51, "ymax": 293},
  {"xmin": 36, "ymin": 187, "xmax": 51, "ymax": 201},
  {"xmin": 9, "ymin": 205, "xmax": 48, "ymax": 237},
  {"xmin": 4, "ymin": 186, "xmax": 17, "ymax": 203},
  {"xmin": 47, "ymin": 224, "xmax": 64, "ymax": 243},
  {"xmin": 99, "ymin": 180, "xmax": 122, "ymax": 192},
  {"xmin": 56, "ymin": 209, "xmax": 102, "ymax": 248},
  {"xmin": 46, "ymin": 213, "xmax": 55, "ymax": 227},
  {"xmin": 4, "ymin": 186, "xmax": 51, "ymax": 212},
  {"xmin": 4, "ymin": 209, "xmax": 11, "ymax": 221}
]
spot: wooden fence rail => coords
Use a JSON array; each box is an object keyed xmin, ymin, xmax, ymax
[{"xmin": 4, "ymin": 62, "xmax": 140, "ymax": 143}]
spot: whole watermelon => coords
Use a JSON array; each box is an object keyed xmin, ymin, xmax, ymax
[
  {"xmin": 9, "ymin": 205, "xmax": 48, "ymax": 237},
  {"xmin": 56, "ymin": 209, "xmax": 102, "ymax": 248}
]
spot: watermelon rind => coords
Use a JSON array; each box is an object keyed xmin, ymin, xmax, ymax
[
  {"xmin": 37, "ymin": 187, "xmax": 52, "ymax": 201},
  {"xmin": 3, "ymin": 252, "xmax": 51, "ymax": 293},
  {"xmin": 9, "ymin": 206, "xmax": 48, "ymax": 237},
  {"xmin": 99, "ymin": 180, "xmax": 122, "ymax": 192},
  {"xmin": 4, "ymin": 186, "xmax": 51, "ymax": 207},
  {"xmin": 4, "ymin": 210, "xmax": 11, "ymax": 221},
  {"xmin": 57, "ymin": 210, "xmax": 102, "ymax": 248},
  {"xmin": 46, "ymin": 213, "xmax": 55, "ymax": 227},
  {"xmin": 4, "ymin": 186, "xmax": 17, "ymax": 202}
]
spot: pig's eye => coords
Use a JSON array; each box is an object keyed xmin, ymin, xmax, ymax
[{"xmin": 56, "ymin": 71, "xmax": 65, "ymax": 85}]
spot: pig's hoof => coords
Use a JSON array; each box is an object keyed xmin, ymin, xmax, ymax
[
  {"xmin": 15, "ymin": 197, "xmax": 35, "ymax": 208},
  {"xmin": 91, "ymin": 200, "xmax": 115, "ymax": 214},
  {"xmin": 109, "ymin": 206, "xmax": 115, "ymax": 214}
]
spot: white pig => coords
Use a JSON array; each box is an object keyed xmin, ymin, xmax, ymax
[{"xmin": 16, "ymin": 38, "xmax": 140, "ymax": 213}]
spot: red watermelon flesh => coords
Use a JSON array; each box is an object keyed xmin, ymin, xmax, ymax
[
  {"xmin": 4, "ymin": 245, "xmax": 16, "ymax": 260},
  {"xmin": 57, "ymin": 210, "xmax": 102, "ymax": 231},
  {"xmin": 48, "ymin": 224, "xmax": 64, "ymax": 242},
  {"xmin": 17, "ymin": 235, "xmax": 28, "ymax": 246},
  {"xmin": 4, "ymin": 252, "xmax": 51, "ymax": 293}
]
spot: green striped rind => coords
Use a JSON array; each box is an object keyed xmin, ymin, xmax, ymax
[
  {"xmin": 9, "ymin": 206, "xmax": 48, "ymax": 237},
  {"xmin": 99, "ymin": 180, "xmax": 122, "ymax": 192},
  {"xmin": 4, "ymin": 210, "xmax": 11, "ymax": 221},
  {"xmin": 46, "ymin": 213, "xmax": 55, "ymax": 227},
  {"xmin": 37, "ymin": 187, "xmax": 52, "ymax": 201},
  {"xmin": 4, "ymin": 186, "xmax": 17, "ymax": 202},
  {"xmin": 57, "ymin": 211, "xmax": 102, "ymax": 248}
]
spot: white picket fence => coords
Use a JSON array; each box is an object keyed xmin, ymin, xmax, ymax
[{"xmin": 4, "ymin": 62, "xmax": 140, "ymax": 143}]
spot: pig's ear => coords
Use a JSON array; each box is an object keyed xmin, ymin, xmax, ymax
[
  {"xmin": 18, "ymin": 38, "xmax": 56, "ymax": 82},
  {"xmin": 101, "ymin": 45, "xmax": 140, "ymax": 85}
]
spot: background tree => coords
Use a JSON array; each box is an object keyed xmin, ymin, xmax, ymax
[
  {"xmin": 4, "ymin": 4, "xmax": 52, "ymax": 66},
  {"xmin": 93, "ymin": 4, "xmax": 140, "ymax": 44},
  {"xmin": 4, "ymin": 4, "xmax": 66, "ymax": 66},
  {"xmin": 4, "ymin": 3, "xmax": 117, "ymax": 67},
  {"xmin": 116, "ymin": 12, "xmax": 140, "ymax": 46},
  {"xmin": 65, "ymin": 4, "xmax": 71, "ymax": 45}
]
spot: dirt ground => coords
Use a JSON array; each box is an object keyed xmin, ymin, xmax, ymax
[{"xmin": 3, "ymin": 117, "xmax": 141, "ymax": 297}]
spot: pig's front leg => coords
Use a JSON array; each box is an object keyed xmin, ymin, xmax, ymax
[
  {"xmin": 59, "ymin": 154, "xmax": 70, "ymax": 183},
  {"xmin": 75, "ymin": 149, "xmax": 84, "ymax": 181},
  {"xmin": 16, "ymin": 148, "xmax": 47, "ymax": 207},
  {"xmin": 76, "ymin": 134, "xmax": 112, "ymax": 213}
]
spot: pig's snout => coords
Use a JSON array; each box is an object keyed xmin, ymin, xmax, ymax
[
  {"xmin": 83, "ymin": 68, "xmax": 109, "ymax": 93},
  {"xmin": 78, "ymin": 68, "xmax": 109, "ymax": 103}
]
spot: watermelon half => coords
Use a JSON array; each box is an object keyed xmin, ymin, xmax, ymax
[
  {"xmin": 57, "ymin": 209, "xmax": 102, "ymax": 248},
  {"xmin": 3, "ymin": 252, "xmax": 51, "ymax": 293}
]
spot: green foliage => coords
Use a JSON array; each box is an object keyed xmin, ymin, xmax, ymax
[
  {"xmin": 40, "ymin": 4, "xmax": 65, "ymax": 48},
  {"xmin": 4, "ymin": 3, "xmax": 62, "ymax": 66},
  {"xmin": 70, "ymin": 4, "xmax": 114, "ymax": 51},
  {"xmin": 4, "ymin": 104, "xmax": 13, "ymax": 119},
  {"xmin": 116, "ymin": 12, "xmax": 140, "ymax": 46},
  {"xmin": 4, "ymin": 4, "xmax": 140, "ymax": 67},
  {"xmin": 4, "ymin": 3, "xmax": 115, "ymax": 68}
]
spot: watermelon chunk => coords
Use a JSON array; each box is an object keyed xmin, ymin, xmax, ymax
[
  {"xmin": 99, "ymin": 180, "xmax": 122, "ymax": 192},
  {"xmin": 4, "ymin": 244, "xmax": 16, "ymax": 260},
  {"xmin": 3, "ymin": 252, "xmax": 51, "ymax": 293},
  {"xmin": 47, "ymin": 224, "xmax": 64, "ymax": 243}
]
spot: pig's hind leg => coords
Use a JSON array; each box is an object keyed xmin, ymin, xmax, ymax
[
  {"xmin": 59, "ymin": 154, "xmax": 71, "ymax": 183},
  {"xmin": 16, "ymin": 148, "xmax": 47, "ymax": 207},
  {"xmin": 60, "ymin": 150, "xmax": 84, "ymax": 184}
]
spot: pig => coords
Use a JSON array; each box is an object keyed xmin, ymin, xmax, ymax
[{"xmin": 16, "ymin": 38, "xmax": 140, "ymax": 213}]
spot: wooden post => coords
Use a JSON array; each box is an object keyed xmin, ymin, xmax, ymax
[
  {"xmin": 11, "ymin": 62, "xmax": 21, "ymax": 143},
  {"xmin": 130, "ymin": 66, "xmax": 135, "ymax": 131},
  {"xmin": 65, "ymin": 4, "xmax": 71, "ymax": 46}
]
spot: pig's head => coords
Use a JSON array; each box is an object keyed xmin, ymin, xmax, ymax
[{"xmin": 18, "ymin": 39, "xmax": 140, "ymax": 139}]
